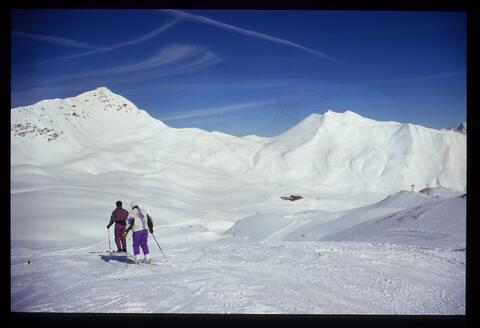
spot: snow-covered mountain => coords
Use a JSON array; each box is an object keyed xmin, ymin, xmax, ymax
[
  {"xmin": 10, "ymin": 87, "xmax": 466, "ymax": 242},
  {"xmin": 250, "ymin": 110, "xmax": 466, "ymax": 193},
  {"xmin": 11, "ymin": 87, "xmax": 466, "ymax": 194},
  {"xmin": 10, "ymin": 87, "xmax": 466, "ymax": 314},
  {"xmin": 11, "ymin": 87, "xmax": 167, "ymax": 166}
]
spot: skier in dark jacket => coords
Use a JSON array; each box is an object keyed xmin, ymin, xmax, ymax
[{"xmin": 107, "ymin": 200, "xmax": 129, "ymax": 252}]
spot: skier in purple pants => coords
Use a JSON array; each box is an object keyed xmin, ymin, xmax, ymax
[
  {"xmin": 107, "ymin": 201, "xmax": 129, "ymax": 252},
  {"xmin": 124, "ymin": 200, "xmax": 154, "ymax": 263}
]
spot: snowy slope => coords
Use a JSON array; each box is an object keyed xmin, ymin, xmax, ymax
[
  {"xmin": 323, "ymin": 193, "xmax": 466, "ymax": 248},
  {"xmin": 10, "ymin": 87, "xmax": 466, "ymax": 314},
  {"xmin": 10, "ymin": 239, "xmax": 465, "ymax": 314},
  {"xmin": 227, "ymin": 187, "xmax": 465, "ymax": 249}
]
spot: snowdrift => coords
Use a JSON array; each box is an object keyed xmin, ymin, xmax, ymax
[
  {"xmin": 323, "ymin": 194, "xmax": 466, "ymax": 249},
  {"xmin": 227, "ymin": 188, "xmax": 466, "ymax": 249}
]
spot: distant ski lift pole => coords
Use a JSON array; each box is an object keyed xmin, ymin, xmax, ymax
[{"xmin": 411, "ymin": 184, "xmax": 415, "ymax": 192}]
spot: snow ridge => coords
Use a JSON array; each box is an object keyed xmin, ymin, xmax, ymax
[{"xmin": 11, "ymin": 87, "xmax": 466, "ymax": 194}]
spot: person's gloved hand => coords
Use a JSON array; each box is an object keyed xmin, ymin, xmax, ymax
[
  {"xmin": 106, "ymin": 224, "xmax": 110, "ymax": 229},
  {"xmin": 123, "ymin": 231, "xmax": 129, "ymax": 237},
  {"xmin": 149, "ymin": 228, "xmax": 154, "ymax": 234}
]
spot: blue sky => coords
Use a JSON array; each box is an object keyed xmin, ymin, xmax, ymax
[{"xmin": 11, "ymin": 9, "xmax": 466, "ymax": 137}]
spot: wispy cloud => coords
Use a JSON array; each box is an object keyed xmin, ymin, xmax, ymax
[
  {"xmin": 158, "ymin": 100, "xmax": 276, "ymax": 121},
  {"xmin": 109, "ymin": 18, "xmax": 180, "ymax": 49},
  {"xmin": 12, "ymin": 18, "xmax": 180, "ymax": 65},
  {"xmin": 67, "ymin": 44, "xmax": 197, "ymax": 79},
  {"xmin": 55, "ymin": 18, "xmax": 181, "ymax": 61},
  {"xmin": 162, "ymin": 9, "xmax": 340, "ymax": 63},
  {"xmin": 12, "ymin": 31, "xmax": 108, "ymax": 51},
  {"xmin": 85, "ymin": 47, "xmax": 223, "ymax": 85},
  {"xmin": 69, "ymin": 44, "xmax": 222, "ymax": 83},
  {"xmin": 14, "ymin": 44, "xmax": 222, "ymax": 90}
]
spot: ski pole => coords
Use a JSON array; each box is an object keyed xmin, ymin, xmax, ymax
[
  {"xmin": 107, "ymin": 227, "xmax": 112, "ymax": 253},
  {"xmin": 151, "ymin": 233, "xmax": 167, "ymax": 262}
]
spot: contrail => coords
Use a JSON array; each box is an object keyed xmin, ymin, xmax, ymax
[
  {"xmin": 13, "ymin": 18, "xmax": 180, "ymax": 65},
  {"xmin": 162, "ymin": 9, "xmax": 340, "ymax": 63},
  {"xmin": 159, "ymin": 100, "xmax": 276, "ymax": 121}
]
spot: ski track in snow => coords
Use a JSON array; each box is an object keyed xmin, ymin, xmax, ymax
[{"xmin": 11, "ymin": 237, "xmax": 465, "ymax": 314}]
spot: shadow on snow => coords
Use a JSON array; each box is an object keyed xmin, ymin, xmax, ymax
[{"xmin": 99, "ymin": 254, "xmax": 135, "ymax": 264}]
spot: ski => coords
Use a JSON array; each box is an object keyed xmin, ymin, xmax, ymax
[
  {"xmin": 123, "ymin": 256, "xmax": 160, "ymax": 266},
  {"xmin": 124, "ymin": 258, "xmax": 140, "ymax": 265}
]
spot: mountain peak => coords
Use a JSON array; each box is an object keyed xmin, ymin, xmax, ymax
[
  {"xmin": 92, "ymin": 86, "xmax": 117, "ymax": 96},
  {"xmin": 442, "ymin": 121, "xmax": 467, "ymax": 134},
  {"xmin": 455, "ymin": 121, "xmax": 466, "ymax": 133},
  {"xmin": 279, "ymin": 110, "xmax": 370, "ymax": 140},
  {"xmin": 10, "ymin": 87, "xmax": 165, "ymax": 149},
  {"xmin": 323, "ymin": 110, "xmax": 367, "ymax": 121},
  {"xmin": 72, "ymin": 87, "xmax": 143, "ymax": 114},
  {"xmin": 95, "ymin": 86, "xmax": 112, "ymax": 93},
  {"xmin": 301, "ymin": 110, "xmax": 364, "ymax": 123},
  {"xmin": 77, "ymin": 86, "xmax": 117, "ymax": 99}
]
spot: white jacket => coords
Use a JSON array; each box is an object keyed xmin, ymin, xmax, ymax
[{"xmin": 128, "ymin": 207, "xmax": 149, "ymax": 233}]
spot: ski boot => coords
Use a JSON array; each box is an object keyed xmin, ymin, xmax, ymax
[
  {"xmin": 143, "ymin": 253, "xmax": 152, "ymax": 264},
  {"xmin": 134, "ymin": 255, "xmax": 141, "ymax": 264}
]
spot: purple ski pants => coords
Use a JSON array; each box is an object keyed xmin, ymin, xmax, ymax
[
  {"xmin": 114, "ymin": 224, "xmax": 127, "ymax": 250},
  {"xmin": 132, "ymin": 229, "xmax": 150, "ymax": 256}
]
